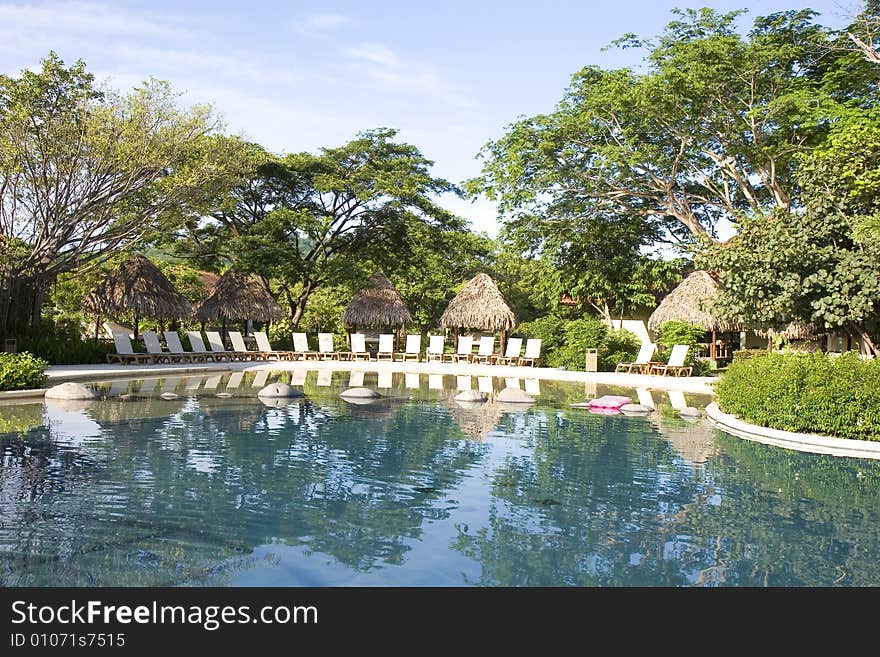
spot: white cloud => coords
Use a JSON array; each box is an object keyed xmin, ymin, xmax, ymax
[
  {"xmin": 342, "ymin": 42, "xmax": 475, "ymax": 110},
  {"xmin": 0, "ymin": 1, "xmax": 193, "ymax": 40},
  {"xmin": 291, "ymin": 13, "xmax": 349, "ymax": 35},
  {"xmin": 344, "ymin": 43, "xmax": 399, "ymax": 68}
]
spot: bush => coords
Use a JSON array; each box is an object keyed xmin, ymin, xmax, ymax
[
  {"xmin": 0, "ymin": 352, "xmax": 49, "ymax": 391},
  {"xmin": 518, "ymin": 315, "xmax": 639, "ymax": 371},
  {"xmin": 13, "ymin": 324, "xmax": 115, "ymax": 365},
  {"xmin": 714, "ymin": 351, "xmax": 880, "ymax": 441},
  {"xmin": 654, "ymin": 320, "xmax": 712, "ymax": 374}
]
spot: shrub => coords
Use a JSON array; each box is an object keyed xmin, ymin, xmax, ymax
[
  {"xmin": 0, "ymin": 352, "xmax": 49, "ymax": 391},
  {"xmin": 13, "ymin": 324, "xmax": 115, "ymax": 365},
  {"xmin": 654, "ymin": 320, "xmax": 711, "ymax": 374},
  {"xmin": 714, "ymin": 351, "xmax": 880, "ymax": 441},
  {"xmin": 518, "ymin": 315, "xmax": 639, "ymax": 371}
]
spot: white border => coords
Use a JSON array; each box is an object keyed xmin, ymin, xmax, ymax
[{"xmin": 706, "ymin": 402, "xmax": 880, "ymax": 460}]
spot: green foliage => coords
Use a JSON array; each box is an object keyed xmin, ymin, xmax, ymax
[
  {"xmin": 12, "ymin": 323, "xmax": 114, "ymax": 365},
  {"xmin": 518, "ymin": 315, "xmax": 639, "ymax": 371},
  {"xmin": 714, "ymin": 351, "xmax": 880, "ymax": 441},
  {"xmin": 179, "ymin": 128, "xmax": 463, "ymax": 327},
  {"xmin": 654, "ymin": 320, "xmax": 711, "ymax": 375},
  {"xmin": 0, "ymin": 52, "xmax": 221, "ymax": 331},
  {"xmin": 468, "ymin": 8, "xmax": 870, "ymax": 247},
  {"xmin": 0, "ymin": 352, "xmax": 48, "ymax": 391},
  {"xmin": 655, "ymin": 320, "xmax": 705, "ymax": 350}
]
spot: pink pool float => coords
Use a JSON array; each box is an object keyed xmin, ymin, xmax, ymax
[{"xmin": 587, "ymin": 395, "xmax": 632, "ymax": 414}]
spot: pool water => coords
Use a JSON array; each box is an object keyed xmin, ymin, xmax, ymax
[{"xmin": 1, "ymin": 370, "xmax": 879, "ymax": 587}]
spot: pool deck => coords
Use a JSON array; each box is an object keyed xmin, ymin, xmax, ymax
[{"xmin": 32, "ymin": 359, "xmax": 716, "ymax": 395}]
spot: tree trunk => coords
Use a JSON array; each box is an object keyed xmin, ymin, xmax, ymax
[
  {"xmin": 0, "ymin": 275, "xmax": 51, "ymax": 333},
  {"xmin": 848, "ymin": 322, "xmax": 878, "ymax": 357},
  {"xmin": 289, "ymin": 278, "xmax": 317, "ymax": 328}
]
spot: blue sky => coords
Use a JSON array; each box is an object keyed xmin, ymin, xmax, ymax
[{"xmin": 0, "ymin": 1, "xmax": 856, "ymax": 236}]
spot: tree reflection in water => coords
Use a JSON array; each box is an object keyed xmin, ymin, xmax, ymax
[{"xmin": 2, "ymin": 379, "xmax": 880, "ymax": 586}]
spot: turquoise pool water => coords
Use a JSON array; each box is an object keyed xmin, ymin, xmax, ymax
[{"xmin": 1, "ymin": 370, "xmax": 879, "ymax": 586}]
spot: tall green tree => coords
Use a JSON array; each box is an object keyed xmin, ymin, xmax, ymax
[
  {"xmin": 699, "ymin": 109, "xmax": 880, "ymax": 355},
  {"xmin": 181, "ymin": 129, "xmax": 463, "ymax": 326},
  {"xmin": 468, "ymin": 8, "xmax": 874, "ymax": 246},
  {"xmin": 0, "ymin": 53, "xmax": 220, "ymax": 331}
]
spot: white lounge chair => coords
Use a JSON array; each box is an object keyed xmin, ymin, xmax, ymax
[
  {"xmin": 292, "ymin": 332, "xmax": 318, "ymax": 361},
  {"xmin": 206, "ymin": 331, "xmax": 234, "ymax": 361},
  {"xmin": 615, "ymin": 342, "xmax": 658, "ymax": 374},
  {"xmin": 318, "ymin": 332, "xmax": 341, "ymax": 360},
  {"xmin": 471, "ymin": 336, "xmax": 495, "ymax": 364},
  {"xmin": 425, "ymin": 335, "xmax": 445, "ymax": 362},
  {"xmin": 376, "ymin": 334, "xmax": 394, "ymax": 361},
  {"xmin": 491, "ymin": 337, "xmax": 522, "ymax": 366},
  {"xmin": 254, "ymin": 331, "xmax": 294, "ymax": 360},
  {"xmin": 518, "ymin": 339, "xmax": 542, "ymax": 367},
  {"xmin": 229, "ymin": 331, "xmax": 263, "ymax": 361},
  {"xmin": 164, "ymin": 331, "xmax": 206, "ymax": 364},
  {"xmin": 106, "ymin": 330, "xmax": 153, "ymax": 365},
  {"xmin": 395, "ymin": 334, "xmax": 421, "ymax": 362},
  {"xmin": 451, "ymin": 336, "xmax": 474, "ymax": 363},
  {"xmin": 648, "ymin": 345, "xmax": 693, "ymax": 377},
  {"xmin": 350, "ymin": 333, "xmax": 372, "ymax": 361},
  {"xmin": 186, "ymin": 331, "xmax": 216, "ymax": 362},
  {"xmin": 142, "ymin": 330, "xmax": 172, "ymax": 363}
]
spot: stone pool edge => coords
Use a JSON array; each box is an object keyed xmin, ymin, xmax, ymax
[{"xmin": 706, "ymin": 402, "xmax": 880, "ymax": 460}]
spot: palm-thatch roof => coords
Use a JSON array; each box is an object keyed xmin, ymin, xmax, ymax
[
  {"xmin": 757, "ymin": 321, "xmax": 819, "ymax": 341},
  {"xmin": 192, "ymin": 269, "xmax": 282, "ymax": 322},
  {"xmin": 440, "ymin": 273, "xmax": 518, "ymax": 332},
  {"xmin": 648, "ymin": 270, "xmax": 739, "ymax": 333},
  {"xmin": 342, "ymin": 273, "xmax": 412, "ymax": 329},
  {"xmin": 83, "ymin": 255, "xmax": 192, "ymax": 319}
]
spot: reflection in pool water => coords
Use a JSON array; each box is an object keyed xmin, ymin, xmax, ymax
[{"xmin": 1, "ymin": 370, "xmax": 878, "ymax": 586}]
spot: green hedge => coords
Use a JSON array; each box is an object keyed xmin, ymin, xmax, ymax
[
  {"xmin": 0, "ymin": 352, "xmax": 49, "ymax": 391},
  {"xmin": 518, "ymin": 315, "xmax": 639, "ymax": 371},
  {"xmin": 714, "ymin": 351, "xmax": 880, "ymax": 441},
  {"xmin": 9, "ymin": 323, "xmax": 115, "ymax": 365}
]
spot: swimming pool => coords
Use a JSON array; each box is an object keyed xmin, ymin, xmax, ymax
[{"xmin": 1, "ymin": 370, "xmax": 878, "ymax": 586}]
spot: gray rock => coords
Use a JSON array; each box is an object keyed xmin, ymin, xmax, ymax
[
  {"xmin": 160, "ymin": 392, "xmax": 179, "ymax": 400},
  {"xmin": 621, "ymin": 403, "xmax": 653, "ymax": 413},
  {"xmin": 44, "ymin": 382, "xmax": 97, "ymax": 400},
  {"xmin": 496, "ymin": 387, "xmax": 535, "ymax": 403},
  {"xmin": 339, "ymin": 387, "xmax": 382, "ymax": 399},
  {"xmin": 678, "ymin": 406, "xmax": 702, "ymax": 418},
  {"xmin": 258, "ymin": 383, "xmax": 304, "ymax": 398},
  {"xmin": 455, "ymin": 389, "xmax": 487, "ymax": 403}
]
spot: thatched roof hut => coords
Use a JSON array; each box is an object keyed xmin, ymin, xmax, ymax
[
  {"xmin": 192, "ymin": 269, "xmax": 282, "ymax": 323},
  {"xmin": 440, "ymin": 273, "xmax": 517, "ymax": 332},
  {"xmin": 647, "ymin": 270, "xmax": 738, "ymax": 333},
  {"xmin": 83, "ymin": 255, "xmax": 192, "ymax": 321},
  {"xmin": 757, "ymin": 322, "xmax": 819, "ymax": 341},
  {"xmin": 342, "ymin": 273, "xmax": 412, "ymax": 329}
]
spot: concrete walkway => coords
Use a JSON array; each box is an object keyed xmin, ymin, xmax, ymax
[{"xmin": 41, "ymin": 359, "xmax": 716, "ymax": 395}]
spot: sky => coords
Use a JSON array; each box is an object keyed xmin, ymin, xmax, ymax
[{"xmin": 0, "ymin": 0, "xmax": 859, "ymax": 236}]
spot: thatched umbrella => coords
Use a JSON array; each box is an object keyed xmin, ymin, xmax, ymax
[
  {"xmin": 343, "ymin": 273, "xmax": 412, "ymax": 331},
  {"xmin": 83, "ymin": 255, "xmax": 192, "ymax": 339},
  {"xmin": 647, "ymin": 270, "xmax": 741, "ymax": 359},
  {"xmin": 757, "ymin": 322, "xmax": 819, "ymax": 343},
  {"xmin": 192, "ymin": 269, "xmax": 282, "ymax": 331},
  {"xmin": 440, "ymin": 273, "xmax": 517, "ymax": 349},
  {"xmin": 648, "ymin": 270, "xmax": 739, "ymax": 330}
]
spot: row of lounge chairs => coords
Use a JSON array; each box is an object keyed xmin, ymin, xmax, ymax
[
  {"xmin": 106, "ymin": 330, "xmax": 544, "ymax": 366},
  {"xmin": 614, "ymin": 343, "xmax": 693, "ymax": 377}
]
